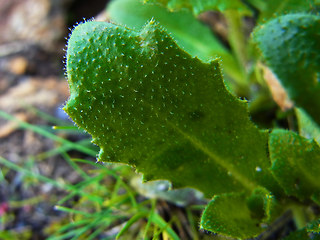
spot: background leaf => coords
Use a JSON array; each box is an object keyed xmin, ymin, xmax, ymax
[
  {"xmin": 64, "ymin": 20, "xmax": 280, "ymax": 199},
  {"xmin": 269, "ymin": 129, "xmax": 320, "ymax": 200},
  {"xmin": 295, "ymin": 107, "xmax": 320, "ymax": 145},
  {"xmin": 246, "ymin": 0, "xmax": 318, "ymax": 22},
  {"xmin": 253, "ymin": 13, "xmax": 320, "ymax": 125},
  {"xmin": 107, "ymin": 0, "xmax": 243, "ymax": 84},
  {"xmin": 145, "ymin": 0, "xmax": 250, "ymax": 15}
]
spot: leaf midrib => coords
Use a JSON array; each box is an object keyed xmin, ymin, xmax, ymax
[
  {"xmin": 138, "ymin": 96, "xmax": 257, "ymax": 191},
  {"xmin": 166, "ymin": 120, "xmax": 257, "ymax": 191}
]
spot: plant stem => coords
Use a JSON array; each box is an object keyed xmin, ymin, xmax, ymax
[
  {"xmin": 291, "ymin": 205, "xmax": 307, "ymax": 230},
  {"xmin": 224, "ymin": 9, "xmax": 252, "ymax": 97},
  {"xmin": 224, "ymin": 9, "xmax": 247, "ymax": 76}
]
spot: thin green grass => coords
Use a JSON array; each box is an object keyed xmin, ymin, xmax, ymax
[
  {"xmin": 36, "ymin": 139, "xmax": 93, "ymax": 160},
  {"xmin": 24, "ymin": 105, "xmax": 72, "ymax": 127},
  {"xmin": 0, "ymin": 110, "xmax": 96, "ymax": 157},
  {"xmin": 0, "ymin": 110, "xmax": 197, "ymax": 239}
]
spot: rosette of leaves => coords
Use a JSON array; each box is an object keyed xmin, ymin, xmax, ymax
[{"xmin": 64, "ymin": 10, "xmax": 320, "ymax": 240}]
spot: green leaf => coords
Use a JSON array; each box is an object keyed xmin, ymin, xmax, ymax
[
  {"xmin": 253, "ymin": 13, "xmax": 320, "ymax": 125},
  {"xmin": 145, "ymin": 0, "xmax": 250, "ymax": 15},
  {"xmin": 107, "ymin": 0, "xmax": 243, "ymax": 83},
  {"xmin": 246, "ymin": 187, "xmax": 279, "ymax": 223},
  {"xmin": 269, "ymin": 129, "xmax": 320, "ymax": 200},
  {"xmin": 295, "ymin": 107, "xmax": 320, "ymax": 145},
  {"xmin": 200, "ymin": 188, "xmax": 276, "ymax": 238},
  {"xmin": 64, "ymin": 20, "xmax": 280, "ymax": 198},
  {"xmin": 247, "ymin": 0, "xmax": 318, "ymax": 22}
]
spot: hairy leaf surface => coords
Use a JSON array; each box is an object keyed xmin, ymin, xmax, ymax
[
  {"xmin": 145, "ymin": 0, "xmax": 249, "ymax": 15},
  {"xmin": 253, "ymin": 13, "xmax": 320, "ymax": 125},
  {"xmin": 200, "ymin": 188, "xmax": 276, "ymax": 238},
  {"xmin": 107, "ymin": 0, "xmax": 242, "ymax": 82},
  {"xmin": 269, "ymin": 129, "xmax": 320, "ymax": 200},
  {"xmin": 64, "ymin": 20, "xmax": 280, "ymax": 198}
]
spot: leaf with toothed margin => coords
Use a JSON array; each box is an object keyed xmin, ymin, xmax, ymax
[
  {"xmin": 107, "ymin": 0, "xmax": 242, "ymax": 82},
  {"xmin": 64, "ymin": 20, "xmax": 281, "ymax": 200},
  {"xmin": 253, "ymin": 13, "xmax": 320, "ymax": 125},
  {"xmin": 200, "ymin": 187, "xmax": 277, "ymax": 239},
  {"xmin": 145, "ymin": 0, "xmax": 250, "ymax": 15},
  {"xmin": 269, "ymin": 129, "xmax": 320, "ymax": 201},
  {"xmin": 107, "ymin": 0, "xmax": 229, "ymax": 62}
]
